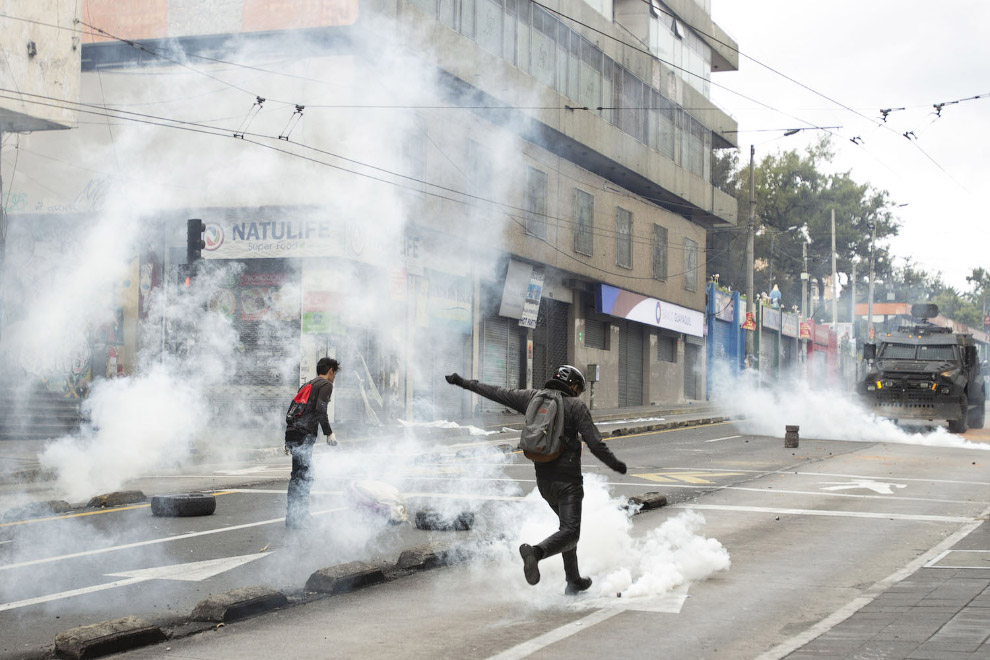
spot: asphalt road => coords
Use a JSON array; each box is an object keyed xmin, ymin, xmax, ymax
[{"xmin": 2, "ymin": 422, "xmax": 988, "ymax": 659}]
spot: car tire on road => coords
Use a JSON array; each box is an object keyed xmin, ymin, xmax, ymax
[
  {"xmin": 150, "ymin": 493, "xmax": 217, "ymax": 517},
  {"xmin": 414, "ymin": 509, "xmax": 474, "ymax": 531}
]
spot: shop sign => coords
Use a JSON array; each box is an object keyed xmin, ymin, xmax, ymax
[
  {"xmin": 596, "ymin": 284, "xmax": 704, "ymax": 337},
  {"xmin": 799, "ymin": 321, "xmax": 812, "ymax": 339},
  {"xmin": 762, "ymin": 307, "xmax": 781, "ymax": 332},
  {"xmin": 714, "ymin": 290, "xmax": 734, "ymax": 322},
  {"xmin": 518, "ymin": 269, "xmax": 545, "ymax": 329},
  {"xmin": 499, "ymin": 259, "xmax": 533, "ymax": 320},
  {"xmin": 815, "ymin": 324, "xmax": 830, "ymax": 345},
  {"xmin": 782, "ymin": 313, "xmax": 799, "ymax": 338}
]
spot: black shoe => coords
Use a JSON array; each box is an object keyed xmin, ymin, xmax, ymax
[
  {"xmin": 564, "ymin": 577, "xmax": 592, "ymax": 595},
  {"xmin": 519, "ymin": 544, "xmax": 541, "ymax": 585}
]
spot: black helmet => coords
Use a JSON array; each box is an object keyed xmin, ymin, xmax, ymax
[{"xmin": 550, "ymin": 365, "xmax": 586, "ymax": 395}]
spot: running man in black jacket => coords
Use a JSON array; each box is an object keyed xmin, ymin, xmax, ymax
[
  {"xmin": 445, "ymin": 365, "xmax": 626, "ymax": 595},
  {"xmin": 285, "ymin": 357, "xmax": 340, "ymax": 529}
]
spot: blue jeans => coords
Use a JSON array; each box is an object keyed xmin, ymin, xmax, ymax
[{"xmin": 286, "ymin": 438, "xmax": 315, "ymax": 526}]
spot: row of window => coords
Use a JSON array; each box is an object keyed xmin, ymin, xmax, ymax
[
  {"xmin": 410, "ymin": 0, "xmax": 713, "ymax": 181},
  {"xmin": 522, "ymin": 166, "xmax": 699, "ymax": 291}
]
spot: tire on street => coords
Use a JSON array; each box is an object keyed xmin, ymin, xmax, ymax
[
  {"xmin": 414, "ymin": 509, "xmax": 474, "ymax": 531},
  {"xmin": 150, "ymin": 493, "xmax": 217, "ymax": 517}
]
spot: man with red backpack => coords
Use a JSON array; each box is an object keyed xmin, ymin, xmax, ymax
[
  {"xmin": 285, "ymin": 357, "xmax": 340, "ymax": 529},
  {"xmin": 445, "ymin": 365, "xmax": 626, "ymax": 595}
]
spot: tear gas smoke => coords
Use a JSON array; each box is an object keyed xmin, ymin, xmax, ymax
[{"xmin": 712, "ymin": 367, "xmax": 990, "ymax": 451}]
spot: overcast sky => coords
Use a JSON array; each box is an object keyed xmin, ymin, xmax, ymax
[{"xmin": 709, "ymin": 0, "xmax": 990, "ymax": 295}]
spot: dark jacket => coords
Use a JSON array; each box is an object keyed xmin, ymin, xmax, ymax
[
  {"xmin": 286, "ymin": 377, "xmax": 334, "ymax": 443},
  {"xmin": 456, "ymin": 379, "xmax": 624, "ymax": 484}
]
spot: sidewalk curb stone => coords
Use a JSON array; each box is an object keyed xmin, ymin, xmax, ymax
[
  {"xmin": 53, "ymin": 616, "xmax": 166, "ymax": 660},
  {"xmin": 190, "ymin": 586, "xmax": 289, "ymax": 623}
]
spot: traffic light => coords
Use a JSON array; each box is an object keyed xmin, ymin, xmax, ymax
[{"xmin": 186, "ymin": 218, "xmax": 206, "ymax": 265}]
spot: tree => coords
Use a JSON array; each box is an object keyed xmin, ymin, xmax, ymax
[{"xmin": 707, "ymin": 137, "xmax": 900, "ymax": 317}]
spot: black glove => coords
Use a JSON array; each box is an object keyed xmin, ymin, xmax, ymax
[
  {"xmin": 614, "ymin": 461, "xmax": 627, "ymax": 475},
  {"xmin": 445, "ymin": 373, "xmax": 464, "ymax": 387}
]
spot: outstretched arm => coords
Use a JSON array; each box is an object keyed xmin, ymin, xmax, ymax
[
  {"xmin": 576, "ymin": 404, "xmax": 626, "ymax": 474},
  {"xmin": 445, "ymin": 373, "xmax": 533, "ymax": 415}
]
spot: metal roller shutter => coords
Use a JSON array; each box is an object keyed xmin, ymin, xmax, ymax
[
  {"xmin": 480, "ymin": 313, "xmax": 523, "ymax": 412},
  {"xmin": 684, "ymin": 337, "xmax": 701, "ymax": 399},
  {"xmin": 618, "ymin": 321, "xmax": 644, "ymax": 407},
  {"xmin": 533, "ymin": 298, "xmax": 569, "ymax": 389}
]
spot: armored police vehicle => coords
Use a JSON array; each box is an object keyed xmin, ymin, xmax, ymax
[{"xmin": 859, "ymin": 304, "xmax": 985, "ymax": 433}]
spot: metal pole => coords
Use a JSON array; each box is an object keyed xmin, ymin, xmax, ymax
[
  {"xmin": 831, "ymin": 208, "xmax": 838, "ymax": 330},
  {"xmin": 867, "ymin": 220, "xmax": 876, "ymax": 341},
  {"xmin": 802, "ymin": 241, "xmax": 808, "ymax": 319},
  {"xmin": 746, "ymin": 145, "xmax": 755, "ymax": 366}
]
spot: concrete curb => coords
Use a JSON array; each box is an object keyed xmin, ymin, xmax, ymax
[
  {"xmin": 191, "ymin": 586, "xmax": 289, "ymax": 623},
  {"xmin": 304, "ymin": 561, "xmax": 387, "ymax": 595},
  {"xmin": 0, "ymin": 499, "xmax": 72, "ymax": 523},
  {"xmin": 53, "ymin": 616, "xmax": 166, "ymax": 660},
  {"xmin": 86, "ymin": 491, "xmax": 145, "ymax": 508}
]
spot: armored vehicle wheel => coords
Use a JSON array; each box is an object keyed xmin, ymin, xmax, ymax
[
  {"xmin": 947, "ymin": 417, "xmax": 968, "ymax": 434},
  {"xmin": 150, "ymin": 493, "xmax": 217, "ymax": 517},
  {"xmin": 967, "ymin": 403, "xmax": 985, "ymax": 430}
]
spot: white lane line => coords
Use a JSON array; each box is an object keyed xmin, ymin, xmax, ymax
[
  {"xmin": 0, "ymin": 507, "xmax": 347, "ymax": 572},
  {"xmin": 754, "ymin": 503, "xmax": 990, "ymax": 660},
  {"xmin": 705, "ymin": 435, "xmax": 741, "ymax": 443},
  {"xmin": 485, "ymin": 609, "xmax": 623, "ymax": 660},
  {"xmin": 670, "ymin": 503, "xmax": 974, "ymax": 524},
  {"xmin": 0, "ymin": 577, "xmax": 145, "ymax": 612},
  {"xmin": 623, "ymin": 466, "xmax": 988, "ymax": 486}
]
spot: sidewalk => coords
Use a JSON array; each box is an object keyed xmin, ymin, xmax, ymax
[{"xmin": 0, "ymin": 401, "xmax": 727, "ymax": 499}]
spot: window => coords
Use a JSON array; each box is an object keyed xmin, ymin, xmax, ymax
[
  {"xmin": 684, "ymin": 237, "xmax": 698, "ymax": 292},
  {"xmin": 918, "ymin": 345, "xmax": 957, "ymax": 361},
  {"xmin": 467, "ymin": 140, "xmax": 492, "ymax": 215},
  {"xmin": 616, "ymin": 207, "xmax": 632, "ymax": 269},
  {"xmin": 652, "ymin": 224, "xmax": 668, "ymax": 280},
  {"xmin": 524, "ymin": 167, "xmax": 548, "ymax": 239},
  {"xmin": 585, "ymin": 317, "xmax": 609, "ymax": 350},
  {"xmin": 657, "ymin": 333, "xmax": 677, "ymax": 362},
  {"xmin": 573, "ymin": 188, "xmax": 594, "ymax": 256}
]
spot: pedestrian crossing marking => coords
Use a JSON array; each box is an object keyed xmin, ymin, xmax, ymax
[{"xmin": 633, "ymin": 471, "xmax": 744, "ymax": 484}]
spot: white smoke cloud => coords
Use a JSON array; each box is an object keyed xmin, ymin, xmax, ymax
[{"xmin": 712, "ymin": 367, "xmax": 990, "ymax": 451}]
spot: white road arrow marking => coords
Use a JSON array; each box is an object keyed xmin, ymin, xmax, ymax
[
  {"xmin": 819, "ymin": 479, "xmax": 907, "ymax": 494},
  {"xmin": 0, "ymin": 552, "xmax": 271, "ymax": 613}
]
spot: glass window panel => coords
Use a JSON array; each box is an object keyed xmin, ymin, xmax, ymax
[
  {"xmin": 653, "ymin": 224, "xmax": 668, "ymax": 280},
  {"xmin": 460, "ymin": 0, "xmax": 475, "ymax": 37},
  {"xmin": 476, "ymin": 0, "xmax": 502, "ymax": 56},
  {"xmin": 578, "ymin": 37, "xmax": 601, "ymax": 110},
  {"xmin": 531, "ymin": 28, "xmax": 555, "ymax": 87},
  {"xmin": 879, "ymin": 343, "xmax": 916, "ymax": 359},
  {"xmin": 684, "ymin": 237, "xmax": 698, "ymax": 292},
  {"xmin": 439, "ymin": 0, "xmax": 455, "ymax": 27},
  {"xmin": 517, "ymin": 9, "xmax": 529, "ymax": 73},
  {"xmin": 573, "ymin": 188, "xmax": 594, "ymax": 256},
  {"xmin": 918, "ymin": 345, "xmax": 957, "ymax": 361},
  {"xmin": 616, "ymin": 207, "xmax": 633, "ymax": 269},
  {"xmin": 525, "ymin": 167, "xmax": 548, "ymax": 239},
  {"xmin": 408, "ymin": 0, "xmax": 436, "ymax": 14}
]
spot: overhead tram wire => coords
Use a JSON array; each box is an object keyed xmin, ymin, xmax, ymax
[{"xmin": 0, "ymin": 88, "xmax": 737, "ymax": 255}]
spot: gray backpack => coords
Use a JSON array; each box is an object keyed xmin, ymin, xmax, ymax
[{"xmin": 518, "ymin": 389, "xmax": 565, "ymax": 462}]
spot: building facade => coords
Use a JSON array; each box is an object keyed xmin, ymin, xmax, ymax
[{"xmin": 1, "ymin": 0, "xmax": 738, "ymax": 426}]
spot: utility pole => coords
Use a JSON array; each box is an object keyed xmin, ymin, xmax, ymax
[
  {"xmin": 831, "ymin": 208, "xmax": 838, "ymax": 330},
  {"xmin": 867, "ymin": 219, "xmax": 877, "ymax": 342},
  {"xmin": 745, "ymin": 145, "xmax": 755, "ymax": 366},
  {"xmin": 802, "ymin": 241, "xmax": 809, "ymax": 319}
]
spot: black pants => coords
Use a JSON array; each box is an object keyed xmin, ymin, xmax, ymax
[
  {"xmin": 535, "ymin": 481, "xmax": 584, "ymax": 583},
  {"xmin": 286, "ymin": 437, "xmax": 315, "ymax": 525}
]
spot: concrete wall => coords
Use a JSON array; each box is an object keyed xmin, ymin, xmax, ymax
[{"xmin": 0, "ymin": 0, "xmax": 80, "ymax": 131}]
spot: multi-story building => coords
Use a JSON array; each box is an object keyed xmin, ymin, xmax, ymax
[{"xmin": 1, "ymin": 0, "xmax": 737, "ymax": 428}]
